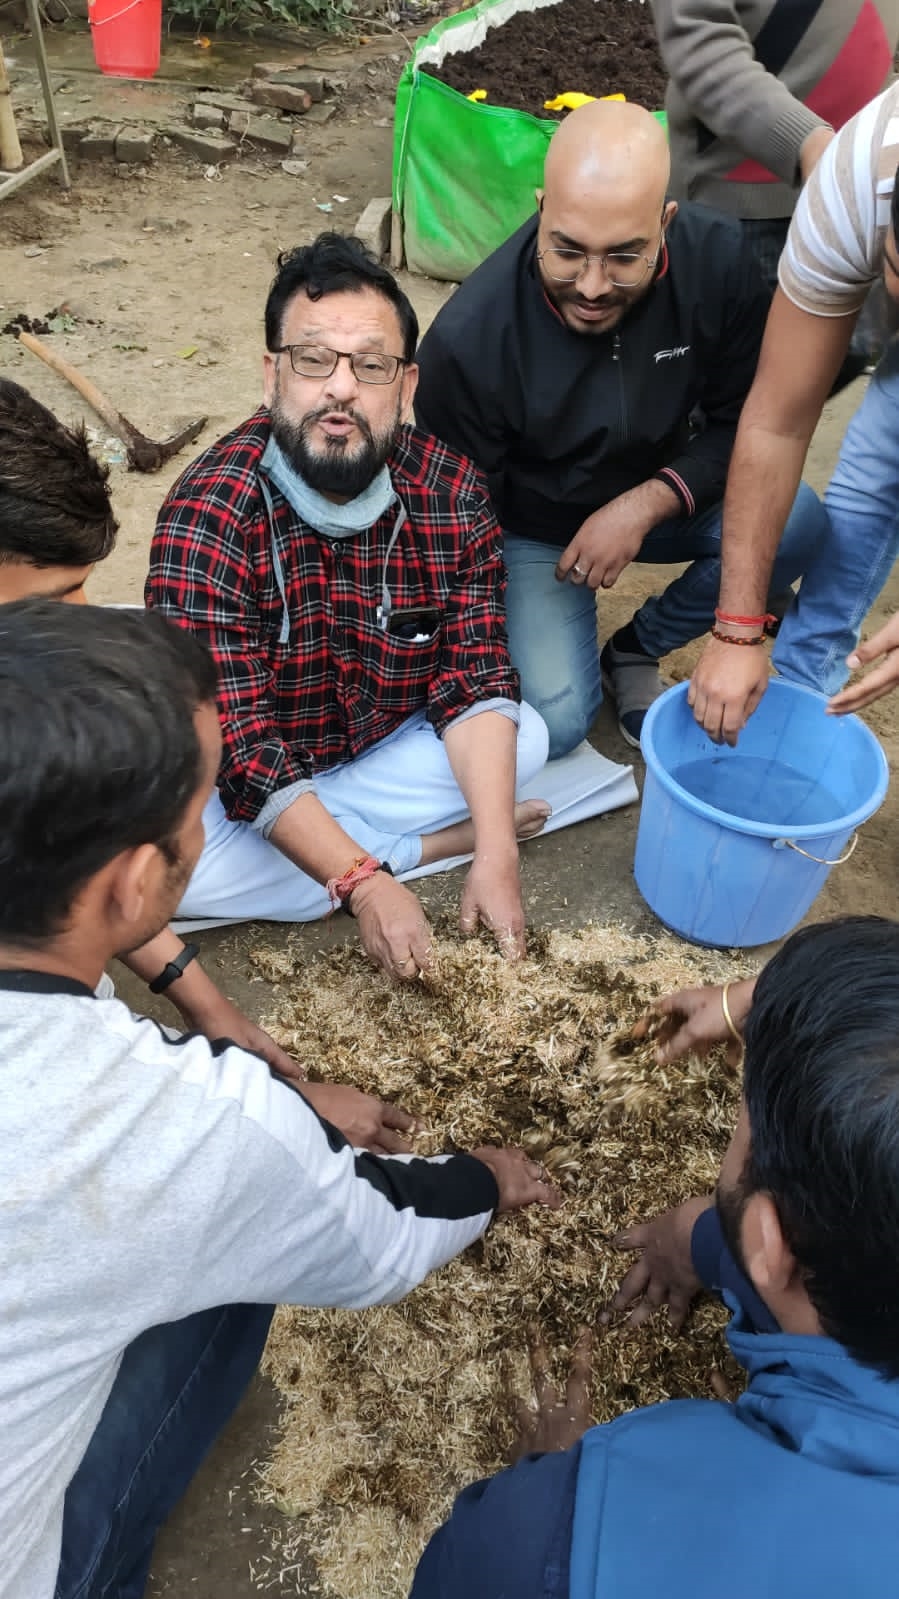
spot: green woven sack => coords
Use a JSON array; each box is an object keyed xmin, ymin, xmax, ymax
[{"xmin": 392, "ymin": 0, "xmax": 665, "ymax": 282}]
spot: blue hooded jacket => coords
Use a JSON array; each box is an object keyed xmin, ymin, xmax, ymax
[{"xmin": 411, "ymin": 1212, "xmax": 899, "ymax": 1598}]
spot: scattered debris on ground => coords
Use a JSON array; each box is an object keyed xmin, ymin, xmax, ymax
[
  {"xmin": 252, "ymin": 921, "xmax": 750, "ymax": 1599},
  {"xmin": 5, "ymin": 53, "xmax": 352, "ymax": 173},
  {"xmin": 426, "ymin": 0, "xmax": 667, "ymax": 117},
  {"xmin": 0, "ymin": 304, "xmax": 81, "ymax": 336}
]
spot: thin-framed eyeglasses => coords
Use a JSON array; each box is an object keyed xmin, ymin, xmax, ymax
[
  {"xmin": 537, "ymin": 230, "xmax": 665, "ymax": 289},
  {"xmin": 272, "ymin": 343, "xmax": 408, "ymax": 385}
]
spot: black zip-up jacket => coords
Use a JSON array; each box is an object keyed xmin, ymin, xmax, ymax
[{"xmin": 415, "ymin": 204, "xmax": 770, "ymax": 546}]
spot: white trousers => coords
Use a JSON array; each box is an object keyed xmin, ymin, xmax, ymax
[{"xmin": 177, "ymin": 704, "xmax": 549, "ymax": 924}]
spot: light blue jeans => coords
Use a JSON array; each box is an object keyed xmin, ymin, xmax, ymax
[
  {"xmin": 774, "ymin": 341, "xmax": 899, "ymax": 695},
  {"xmin": 504, "ymin": 482, "xmax": 829, "ymax": 758}
]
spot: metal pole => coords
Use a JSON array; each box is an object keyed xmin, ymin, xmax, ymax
[{"xmin": 25, "ymin": 0, "xmax": 70, "ymax": 188}]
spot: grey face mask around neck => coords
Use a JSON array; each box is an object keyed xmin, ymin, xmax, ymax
[{"xmin": 261, "ymin": 435, "xmax": 396, "ymax": 539}]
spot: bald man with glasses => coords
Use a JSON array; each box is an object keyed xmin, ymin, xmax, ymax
[{"xmin": 416, "ymin": 99, "xmax": 829, "ymax": 753}]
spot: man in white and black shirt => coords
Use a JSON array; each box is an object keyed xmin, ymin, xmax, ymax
[{"xmin": 0, "ymin": 601, "xmax": 559, "ymax": 1599}]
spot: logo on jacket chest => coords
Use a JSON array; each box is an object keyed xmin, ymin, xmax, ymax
[{"xmin": 654, "ymin": 345, "xmax": 691, "ymax": 363}]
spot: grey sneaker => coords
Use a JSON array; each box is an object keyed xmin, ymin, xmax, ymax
[{"xmin": 600, "ymin": 639, "xmax": 665, "ymax": 748}]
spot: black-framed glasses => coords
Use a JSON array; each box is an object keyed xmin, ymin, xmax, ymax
[
  {"xmin": 537, "ymin": 231, "xmax": 664, "ymax": 289},
  {"xmin": 272, "ymin": 343, "xmax": 407, "ymax": 385}
]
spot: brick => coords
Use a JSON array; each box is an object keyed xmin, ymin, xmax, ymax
[
  {"xmin": 114, "ymin": 127, "xmax": 155, "ymax": 163},
  {"xmin": 79, "ymin": 124, "xmax": 120, "ymax": 160},
  {"xmin": 166, "ymin": 127, "xmax": 238, "ymax": 163},
  {"xmin": 250, "ymin": 82, "xmax": 312, "ymax": 115},
  {"xmin": 197, "ymin": 92, "xmax": 253, "ymax": 115},
  {"xmin": 303, "ymin": 102, "xmax": 337, "ymax": 125},
  {"xmin": 252, "ymin": 56, "xmax": 307, "ymax": 78},
  {"xmin": 260, "ymin": 69, "xmax": 325, "ymax": 101},
  {"xmin": 59, "ymin": 124, "xmax": 86, "ymax": 153},
  {"xmin": 354, "ymin": 196, "xmax": 392, "ymax": 260},
  {"xmin": 192, "ymin": 102, "xmax": 225, "ymax": 130},
  {"xmin": 228, "ymin": 112, "xmax": 293, "ymax": 153}
]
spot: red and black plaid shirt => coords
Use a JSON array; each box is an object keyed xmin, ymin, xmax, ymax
[{"xmin": 146, "ymin": 412, "xmax": 519, "ymax": 824}]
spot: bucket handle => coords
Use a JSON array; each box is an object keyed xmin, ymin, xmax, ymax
[
  {"xmin": 89, "ymin": 0, "xmax": 143, "ymax": 25},
  {"xmin": 774, "ymin": 833, "xmax": 859, "ymax": 867}
]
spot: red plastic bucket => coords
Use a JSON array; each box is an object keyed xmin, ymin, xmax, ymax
[{"xmin": 88, "ymin": 0, "xmax": 161, "ymax": 79}]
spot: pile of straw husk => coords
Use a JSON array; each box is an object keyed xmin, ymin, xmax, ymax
[{"xmin": 250, "ymin": 922, "xmax": 752, "ymax": 1598}]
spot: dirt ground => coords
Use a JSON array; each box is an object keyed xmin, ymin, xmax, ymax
[{"xmin": 2, "ymin": 23, "xmax": 899, "ymax": 1597}]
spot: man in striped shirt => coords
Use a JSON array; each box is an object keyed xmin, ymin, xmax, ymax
[{"xmin": 689, "ymin": 82, "xmax": 899, "ymax": 741}]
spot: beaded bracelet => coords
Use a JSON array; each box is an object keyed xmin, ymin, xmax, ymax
[{"xmin": 711, "ymin": 627, "xmax": 766, "ymax": 646}]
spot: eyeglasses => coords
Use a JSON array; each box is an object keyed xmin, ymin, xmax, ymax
[
  {"xmin": 537, "ymin": 233, "xmax": 663, "ymax": 289},
  {"xmin": 272, "ymin": 343, "xmax": 407, "ymax": 385}
]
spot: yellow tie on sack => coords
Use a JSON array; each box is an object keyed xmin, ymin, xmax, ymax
[{"xmin": 543, "ymin": 91, "xmax": 626, "ymax": 111}]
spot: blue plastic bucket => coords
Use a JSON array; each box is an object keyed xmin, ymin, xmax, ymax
[{"xmin": 635, "ymin": 679, "xmax": 889, "ymax": 948}]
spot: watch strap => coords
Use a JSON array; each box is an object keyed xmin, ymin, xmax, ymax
[{"xmin": 148, "ymin": 941, "xmax": 201, "ymax": 994}]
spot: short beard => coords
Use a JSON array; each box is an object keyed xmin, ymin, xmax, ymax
[{"xmin": 271, "ymin": 393, "xmax": 400, "ymax": 500}]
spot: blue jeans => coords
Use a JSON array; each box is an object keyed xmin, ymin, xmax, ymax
[
  {"xmin": 503, "ymin": 482, "xmax": 828, "ymax": 757},
  {"xmin": 55, "ymin": 1304, "xmax": 273, "ymax": 1599},
  {"xmin": 774, "ymin": 341, "xmax": 899, "ymax": 696}
]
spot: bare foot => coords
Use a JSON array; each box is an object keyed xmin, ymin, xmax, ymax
[
  {"xmin": 515, "ymin": 799, "xmax": 551, "ymax": 840},
  {"xmin": 420, "ymin": 800, "xmax": 551, "ymax": 866}
]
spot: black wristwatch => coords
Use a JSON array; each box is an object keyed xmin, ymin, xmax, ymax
[{"xmin": 149, "ymin": 941, "xmax": 200, "ymax": 993}]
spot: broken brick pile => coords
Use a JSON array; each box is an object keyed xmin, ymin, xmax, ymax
[{"xmin": 57, "ymin": 59, "xmax": 340, "ymax": 168}]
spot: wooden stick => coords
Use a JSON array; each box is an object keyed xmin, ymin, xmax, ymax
[
  {"xmin": 0, "ymin": 42, "xmax": 24, "ymax": 173},
  {"xmin": 17, "ymin": 330, "xmax": 207, "ymax": 473}
]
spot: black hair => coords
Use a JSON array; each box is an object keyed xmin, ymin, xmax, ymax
[
  {"xmin": 0, "ymin": 600, "xmax": 218, "ymax": 943},
  {"xmin": 264, "ymin": 232, "xmax": 419, "ymax": 363},
  {"xmin": 742, "ymin": 916, "xmax": 899, "ymax": 1377},
  {"xmin": 0, "ymin": 380, "xmax": 118, "ymax": 568},
  {"xmin": 892, "ymin": 158, "xmax": 899, "ymax": 246}
]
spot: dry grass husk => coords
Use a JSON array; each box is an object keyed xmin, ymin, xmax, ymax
[{"xmin": 250, "ymin": 922, "xmax": 752, "ymax": 1598}]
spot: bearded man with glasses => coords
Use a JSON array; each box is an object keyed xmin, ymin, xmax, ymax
[
  {"xmin": 147, "ymin": 233, "xmax": 551, "ymax": 981},
  {"xmin": 416, "ymin": 99, "xmax": 828, "ymax": 751}
]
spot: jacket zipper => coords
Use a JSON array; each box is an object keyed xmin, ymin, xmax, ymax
[{"xmin": 612, "ymin": 332, "xmax": 628, "ymax": 449}]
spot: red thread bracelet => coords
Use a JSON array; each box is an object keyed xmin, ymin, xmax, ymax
[
  {"xmin": 327, "ymin": 854, "xmax": 382, "ymax": 910},
  {"xmin": 715, "ymin": 608, "xmax": 776, "ymax": 627}
]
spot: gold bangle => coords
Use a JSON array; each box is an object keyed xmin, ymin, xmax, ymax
[{"xmin": 721, "ymin": 982, "xmax": 743, "ymax": 1045}]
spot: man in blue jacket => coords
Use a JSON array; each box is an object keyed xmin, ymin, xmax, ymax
[
  {"xmin": 410, "ymin": 915, "xmax": 899, "ymax": 1598},
  {"xmin": 415, "ymin": 98, "xmax": 829, "ymax": 752}
]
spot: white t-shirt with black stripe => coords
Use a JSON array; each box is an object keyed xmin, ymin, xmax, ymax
[{"xmin": 0, "ymin": 970, "xmax": 498, "ymax": 1599}]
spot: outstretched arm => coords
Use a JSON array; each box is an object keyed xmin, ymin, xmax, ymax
[
  {"xmin": 121, "ymin": 927, "xmax": 304, "ymax": 1082},
  {"xmin": 688, "ymin": 290, "xmax": 854, "ymax": 744},
  {"xmin": 444, "ymin": 711, "xmax": 526, "ymax": 958}
]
